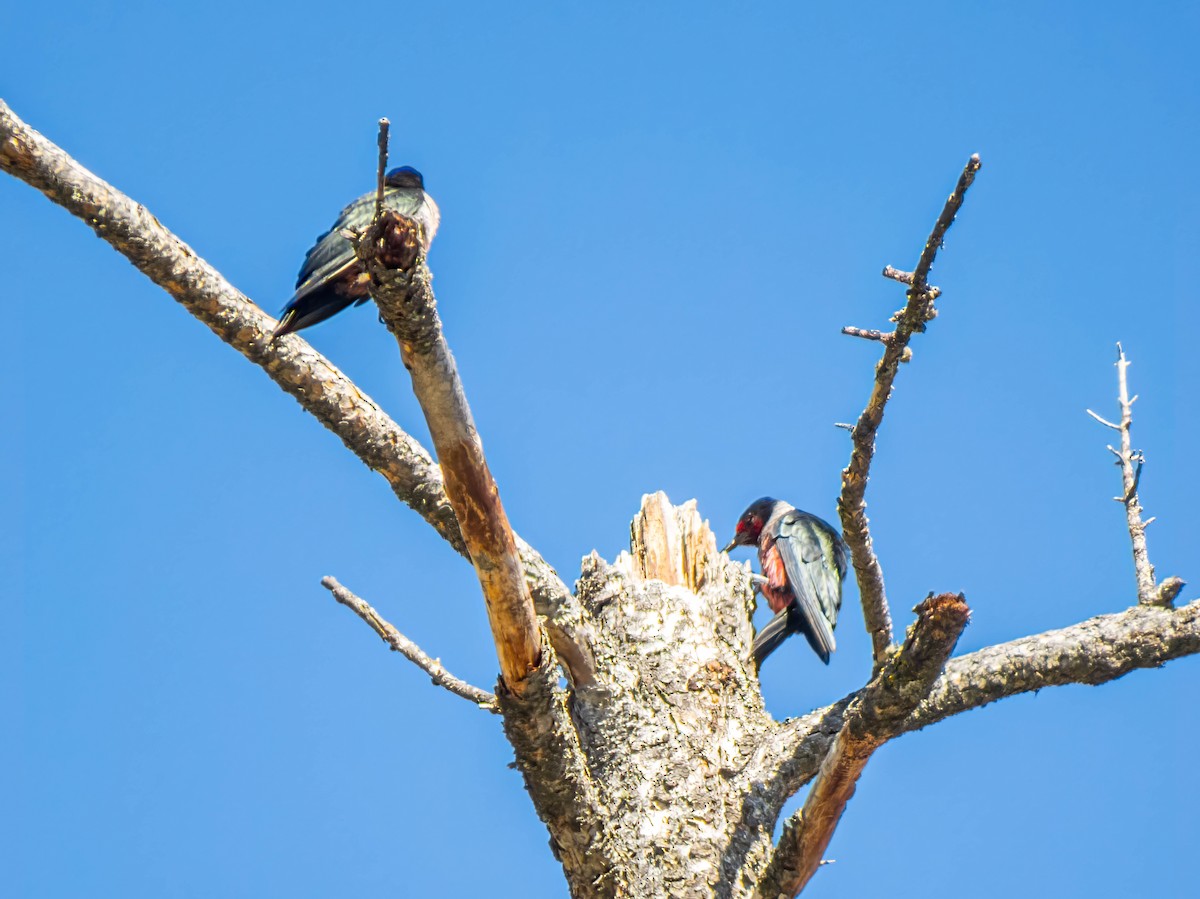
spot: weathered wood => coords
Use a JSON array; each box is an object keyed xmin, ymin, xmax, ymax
[
  {"xmin": 571, "ymin": 493, "xmax": 779, "ymax": 897},
  {"xmin": 6, "ymin": 101, "xmax": 1197, "ymax": 898},
  {"xmin": 359, "ymin": 211, "xmax": 543, "ymax": 694},
  {"xmin": 758, "ymin": 594, "xmax": 970, "ymax": 896}
]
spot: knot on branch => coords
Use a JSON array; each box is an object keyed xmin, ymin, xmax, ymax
[
  {"xmin": 853, "ymin": 592, "xmax": 970, "ymax": 735},
  {"xmin": 1156, "ymin": 576, "xmax": 1186, "ymax": 608},
  {"xmin": 356, "ymin": 210, "xmax": 440, "ymax": 350},
  {"xmin": 906, "ymin": 592, "xmax": 972, "ymax": 654},
  {"xmin": 890, "ymin": 293, "xmax": 939, "ymax": 330}
]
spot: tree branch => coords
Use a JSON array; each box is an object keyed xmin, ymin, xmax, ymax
[
  {"xmin": 1086, "ymin": 344, "xmax": 1180, "ymax": 606},
  {"xmin": 0, "ymin": 97, "xmax": 595, "ymax": 684},
  {"xmin": 772, "ymin": 596, "xmax": 1200, "ymax": 799},
  {"xmin": 354, "ymin": 199, "xmax": 541, "ymax": 694},
  {"xmin": 322, "ymin": 576, "xmax": 498, "ymax": 711},
  {"xmin": 758, "ymin": 594, "xmax": 970, "ymax": 897},
  {"xmin": 838, "ymin": 154, "xmax": 982, "ymax": 669}
]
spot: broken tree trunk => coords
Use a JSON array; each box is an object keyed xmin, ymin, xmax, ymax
[{"xmin": 506, "ymin": 492, "xmax": 792, "ymax": 898}]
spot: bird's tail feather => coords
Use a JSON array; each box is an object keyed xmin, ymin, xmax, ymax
[
  {"xmin": 752, "ymin": 608, "xmax": 796, "ymax": 668},
  {"xmin": 272, "ymin": 290, "xmax": 358, "ymax": 339}
]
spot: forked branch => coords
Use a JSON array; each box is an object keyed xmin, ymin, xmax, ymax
[
  {"xmin": 838, "ymin": 155, "xmax": 982, "ymax": 668},
  {"xmin": 758, "ymin": 594, "xmax": 970, "ymax": 897},
  {"xmin": 770, "ymin": 596, "xmax": 1200, "ymax": 804}
]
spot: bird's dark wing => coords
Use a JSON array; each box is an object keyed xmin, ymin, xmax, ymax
[
  {"xmin": 771, "ymin": 510, "xmax": 847, "ymax": 663},
  {"xmin": 275, "ymin": 185, "xmax": 435, "ymax": 338},
  {"xmin": 292, "ymin": 194, "xmax": 378, "ymax": 298}
]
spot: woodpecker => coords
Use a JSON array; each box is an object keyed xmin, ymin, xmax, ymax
[
  {"xmin": 272, "ymin": 166, "xmax": 440, "ymax": 339},
  {"xmin": 722, "ymin": 497, "xmax": 848, "ymax": 667}
]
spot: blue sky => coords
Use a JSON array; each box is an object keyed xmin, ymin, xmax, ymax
[{"xmin": 5, "ymin": 3, "xmax": 1197, "ymax": 896}]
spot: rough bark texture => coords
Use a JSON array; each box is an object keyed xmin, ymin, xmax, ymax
[
  {"xmin": 487, "ymin": 493, "xmax": 812, "ymax": 898},
  {"xmin": 359, "ymin": 211, "xmax": 543, "ymax": 692},
  {"xmin": 771, "ymin": 596, "xmax": 1200, "ymax": 800},
  {"xmin": 500, "ymin": 641, "xmax": 609, "ymax": 893},
  {"xmin": 566, "ymin": 496, "xmax": 780, "ymax": 897}
]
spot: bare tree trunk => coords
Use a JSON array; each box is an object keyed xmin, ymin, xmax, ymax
[
  {"xmin": 3, "ymin": 98, "xmax": 1195, "ymax": 899},
  {"xmin": 502, "ymin": 494, "xmax": 973, "ymax": 897},
  {"xmin": 505, "ymin": 496, "xmax": 772, "ymax": 897}
]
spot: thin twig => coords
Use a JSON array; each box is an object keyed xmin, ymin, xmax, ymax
[
  {"xmin": 910, "ymin": 158, "xmax": 980, "ymax": 291},
  {"xmin": 322, "ymin": 576, "xmax": 498, "ymax": 711},
  {"xmin": 838, "ymin": 155, "xmax": 982, "ymax": 670},
  {"xmin": 758, "ymin": 594, "xmax": 971, "ymax": 898},
  {"xmin": 375, "ymin": 118, "xmax": 390, "ymax": 220},
  {"xmin": 881, "ymin": 265, "xmax": 914, "ymax": 284},
  {"xmin": 1086, "ymin": 408, "xmax": 1120, "ymax": 430},
  {"xmin": 1092, "ymin": 344, "xmax": 1172, "ymax": 606},
  {"xmin": 841, "ymin": 326, "xmax": 892, "ymax": 344}
]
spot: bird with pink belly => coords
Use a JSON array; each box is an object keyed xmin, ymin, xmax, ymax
[{"xmin": 722, "ymin": 497, "xmax": 848, "ymax": 668}]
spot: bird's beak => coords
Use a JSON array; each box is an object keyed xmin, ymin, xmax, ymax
[{"xmin": 721, "ymin": 538, "xmax": 737, "ymax": 554}]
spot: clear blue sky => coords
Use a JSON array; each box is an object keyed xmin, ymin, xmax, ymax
[{"xmin": 5, "ymin": 3, "xmax": 1197, "ymax": 896}]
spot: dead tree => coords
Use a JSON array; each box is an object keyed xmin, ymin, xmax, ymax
[{"xmin": 2, "ymin": 99, "xmax": 1193, "ymax": 898}]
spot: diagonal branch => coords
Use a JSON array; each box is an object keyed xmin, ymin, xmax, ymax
[
  {"xmin": 1086, "ymin": 344, "xmax": 1183, "ymax": 607},
  {"xmin": 770, "ymin": 596, "xmax": 1200, "ymax": 799},
  {"xmin": 758, "ymin": 594, "xmax": 970, "ymax": 898},
  {"xmin": 0, "ymin": 97, "xmax": 595, "ymax": 683},
  {"xmin": 354, "ymin": 194, "xmax": 540, "ymax": 693},
  {"xmin": 838, "ymin": 154, "xmax": 982, "ymax": 670},
  {"xmin": 322, "ymin": 576, "xmax": 498, "ymax": 711}
]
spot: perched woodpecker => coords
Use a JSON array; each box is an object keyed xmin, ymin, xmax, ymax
[
  {"xmin": 722, "ymin": 497, "xmax": 848, "ymax": 667},
  {"xmin": 272, "ymin": 166, "xmax": 440, "ymax": 339}
]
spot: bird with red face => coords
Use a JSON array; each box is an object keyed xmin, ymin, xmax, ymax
[{"xmin": 722, "ymin": 497, "xmax": 848, "ymax": 668}]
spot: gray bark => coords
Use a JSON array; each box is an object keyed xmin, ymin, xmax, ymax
[
  {"xmin": 522, "ymin": 496, "xmax": 783, "ymax": 898},
  {"xmin": 4, "ymin": 99, "xmax": 1197, "ymax": 899}
]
